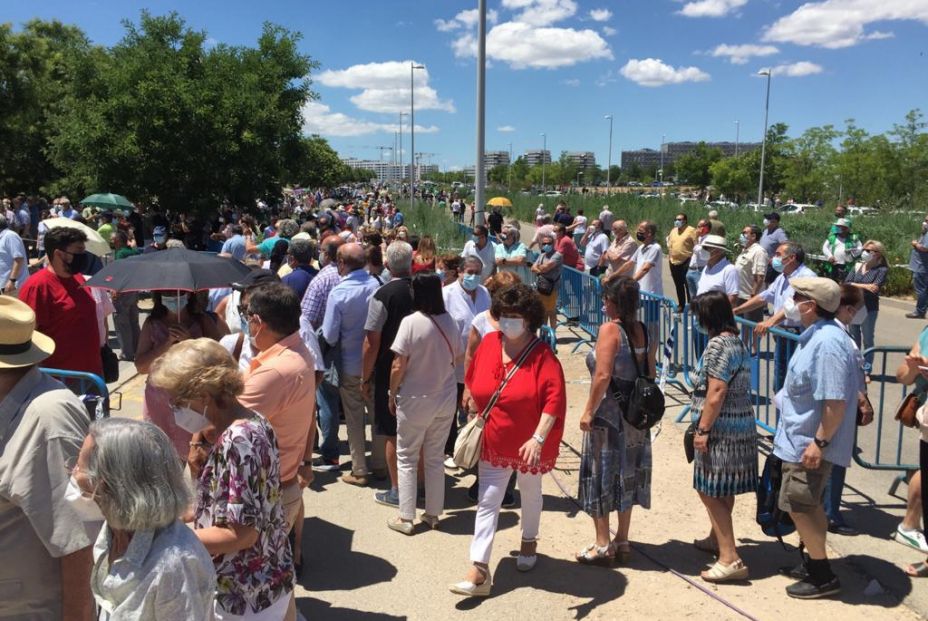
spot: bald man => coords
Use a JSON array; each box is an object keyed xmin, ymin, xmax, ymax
[{"xmin": 322, "ymin": 242, "xmax": 384, "ymax": 485}]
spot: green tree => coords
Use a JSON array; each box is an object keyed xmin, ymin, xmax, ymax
[
  {"xmin": 780, "ymin": 125, "xmax": 839, "ymax": 203},
  {"xmin": 710, "ymin": 156, "xmax": 754, "ymax": 202},
  {"xmin": 0, "ymin": 20, "xmax": 93, "ymax": 194},
  {"xmin": 48, "ymin": 11, "xmax": 316, "ymax": 212},
  {"xmin": 673, "ymin": 142, "xmax": 723, "ymax": 188}
]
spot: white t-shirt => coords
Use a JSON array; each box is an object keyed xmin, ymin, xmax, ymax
[
  {"xmin": 632, "ymin": 242, "xmax": 663, "ymax": 296},
  {"xmin": 391, "ymin": 311, "xmax": 461, "ymax": 397},
  {"xmin": 461, "ymin": 239, "xmax": 497, "ymax": 281},
  {"xmin": 572, "ymin": 215, "xmax": 587, "ymax": 235},
  {"xmin": 470, "ymin": 309, "xmax": 498, "ymax": 338},
  {"xmin": 220, "ymin": 317, "xmax": 325, "ymax": 374},
  {"xmin": 697, "ymin": 258, "xmax": 740, "ymax": 297}
]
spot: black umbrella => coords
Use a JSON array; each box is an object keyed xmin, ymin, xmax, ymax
[{"xmin": 83, "ymin": 248, "xmax": 252, "ymax": 293}]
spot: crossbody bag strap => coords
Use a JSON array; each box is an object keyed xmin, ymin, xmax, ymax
[
  {"xmin": 426, "ymin": 314, "xmax": 455, "ymax": 365},
  {"xmin": 479, "ymin": 337, "xmax": 540, "ymax": 421}
]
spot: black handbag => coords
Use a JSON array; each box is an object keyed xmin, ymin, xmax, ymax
[
  {"xmin": 100, "ymin": 344, "xmax": 119, "ymax": 383},
  {"xmin": 684, "ymin": 419, "xmax": 698, "ymax": 463},
  {"xmin": 617, "ymin": 322, "xmax": 665, "ymax": 431},
  {"xmin": 535, "ymin": 273, "xmax": 555, "ymax": 295}
]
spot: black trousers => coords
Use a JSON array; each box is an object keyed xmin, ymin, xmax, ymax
[{"xmin": 669, "ymin": 258, "xmax": 691, "ymax": 308}]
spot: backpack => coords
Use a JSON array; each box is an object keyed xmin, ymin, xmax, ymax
[
  {"xmin": 616, "ymin": 323, "xmax": 665, "ymax": 431},
  {"xmin": 756, "ymin": 453, "xmax": 796, "ymax": 545}
]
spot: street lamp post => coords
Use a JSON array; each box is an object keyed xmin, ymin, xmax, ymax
[
  {"xmin": 756, "ymin": 70, "xmax": 772, "ymax": 208},
  {"xmin": 735, "ymin": 120, "xmax": 740, "ymax": 156},
  {"xmin": 541, "ymin": 132, "xmax": 547, "ymax": 195},
  {"xmin": 410, "ymin": 62, "xmax": 425, "ymax": 211},
  {"xmin": 659, "ymin": 134, "xmax": 665, "ymax": 185},
  {"xmin": 605, "ymin": 114, "xmax": 613, "ymax": 190},
  {"xmin": 475, "ymin": 0, "xmax": 487, "ymax": 226},
  {"xmin": 398, "ymin": 112, "xmax": 408, "ymax": 183},
  {"xmin": 508, "ymin": 142, "xmax": 513, "ymax": 193}
]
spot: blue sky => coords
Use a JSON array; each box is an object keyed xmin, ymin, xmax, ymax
[{"xmin": 6, "ymin": 0, "xmax": 928, "ymax": 171}]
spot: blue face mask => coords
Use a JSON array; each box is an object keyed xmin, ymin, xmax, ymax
[
  {"xmin": 461, "ymin": 273, "xmax": 480, "ymax": 291},
  {"xmin": 542, "ymin": 243, "xmax": 553, "ymax": 253},
  {"xmin": 162, "ymin": 295, "xmax": 182, "ymax": 314},
  {"xmin": 436, "ymin": 269, "xmax": 445, "ymax": 280},
  {"xmin": 771, "ymin": 257, "xmax": 785, "ymax": 273},
  {"xmin": 695, "ymin": 323, "xmax": 709, "ymax": 336}
]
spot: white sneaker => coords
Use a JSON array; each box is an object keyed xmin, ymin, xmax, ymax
[{"xmin": 894, "ymin": 523, "xmax": 928, "ymax": 553}]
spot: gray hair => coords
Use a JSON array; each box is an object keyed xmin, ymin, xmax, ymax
[
  {"xmin": 165, "ymin": 238, "xmax": 185, "ymax": 249},
  {"xmin": 503, "ymin": 225, "xmax": 521, "ymax": 243},
  {"xmin": 85, "ymin": 418, "xmax": 191, "ymax": 531},
  {"xmin": 385, "ymin": 240, "xmax": 413, "ymax": 275},
  {"xmin": 288, "ymin": 238, "xmax": 315, "ymax": 264},
  {"xmin": 462, "ymin": 254, "xmax": 484, "ymax": 271}
]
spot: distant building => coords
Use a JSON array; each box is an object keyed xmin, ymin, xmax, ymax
[
  {"xmin": 621, "ymin": 141, "xmax": 761, "ymax": 170},
  {"xmin": 485, "ymin": 150, "xmax": 510, "ymax": 168},
  {"xmin": 524, "ymin": 149, "xmax": 551, "ymax": 167},
  {"xmin": 341, "ymin": 158, "xmax": 438, "ymax": 182},
  {"xmin": 561, "ymin": 151, "xmax": 596, "ymax": 169}
]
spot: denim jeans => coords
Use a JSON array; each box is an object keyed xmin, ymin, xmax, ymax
[
  {"xmin": 848, "ymin": 310, "xmax": 878, "ymax": 372},
  {"xmin": 823, "ymin": 464, "xmax": 847, "ymax": 525},
  {"xmin": 915, "ymin": 271, "xmax": 928, "ymax": 316},
  {"xmin": 316, "ymin": 364, "xmax": 341, "ymax": 462},
  {"xmin": 685, "ymin": 268, "xmax": 701, "ymax": 301}
]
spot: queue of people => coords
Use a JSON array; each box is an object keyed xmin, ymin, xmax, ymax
[{"xmin": 0, "ymin": 187, "xmax": 924, "ymax": 621}]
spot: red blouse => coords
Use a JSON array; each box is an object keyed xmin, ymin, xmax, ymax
[{"xmin": 465, "ymin": 331, "xmax": 566, "ymax": 473}]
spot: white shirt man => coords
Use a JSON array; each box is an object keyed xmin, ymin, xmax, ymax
[
  {"xmin": 583, "ymin": 223, "xmax": 610, "ymax": 275},
  {"xmin": 630, "ymin": 223, "xmax": 664, "ymax": 296}
]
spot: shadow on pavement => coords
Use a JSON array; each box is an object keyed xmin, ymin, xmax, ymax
[
  {"xmin": 296, "ymin": 597, "xmax": 407, "ymax": 620},
  {"xmin": 299, "ymin": 517, "xmax": 397, "ymax": 591},
  {"xmin": 453, "ymin": 554, "xmax": 628, "ymax": 620},
  {"xmin": 840, "ymin": 553, "xmax": 913, "ymax": 607}
]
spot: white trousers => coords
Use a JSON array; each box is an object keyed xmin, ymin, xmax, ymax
[
  {"xmin": 469, "ymin": 461, "xmax": 544, "ymax": 564},
  {"xmin": 396, "ymin": 390, "xmax": 456, "ymax": 520}
]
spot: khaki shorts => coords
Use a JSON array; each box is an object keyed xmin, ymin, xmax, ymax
[
  {"xmin": 777, "ymin": 460, "xmax": 833, "ymax": 514},
  {"xmin": 539, "ymin": 291, "xmax": 558, "ymax": 314},
  {"xmin": 281, "ymin": 479, "xmax": 303, "ymax": 530}
]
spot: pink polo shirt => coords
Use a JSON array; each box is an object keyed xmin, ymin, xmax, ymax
[{"xmin": 239, "ymin": 331, "xmax": 316, "ymax": 481}]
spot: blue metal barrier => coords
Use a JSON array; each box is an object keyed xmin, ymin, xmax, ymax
[
  {"xmin": 539, "ymin": 325, "xmax": 557, "ymax": 353},
  {"xmin": 853, "ymin": 346, "xmax": 918, "ymax": 477},
  {"xmin": 40, "ymin": 368, "xmax": 110, "ymax": 420}
]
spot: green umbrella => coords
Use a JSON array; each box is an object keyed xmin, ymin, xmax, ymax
[{"xmin": 79, "ymin": 193, "xmax": 134, "ymax": 209}]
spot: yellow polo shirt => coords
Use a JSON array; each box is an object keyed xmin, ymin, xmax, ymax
[{"xmin": 667, "ymin": 226, "xmax": 698, "ymax": 265}]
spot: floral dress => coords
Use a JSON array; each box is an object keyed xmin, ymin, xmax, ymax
[{"xmin": 195, "ymin": 414, "xmax": 294, "ymax": 616}]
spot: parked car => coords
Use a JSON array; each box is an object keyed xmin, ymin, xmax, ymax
[
  {"xmin": 780, "ymin": 203, "xmax": 816, "ymax": 215},
  {"xmin": 708, "ymin": 200, "xmax": 739, "ymax": 210},
  {"xmin": 847, "ymin": 205, "xmax": 878, "ymax": 216},
  {"xmin": 544, "ymin": 190, "xmax": 562, "ymax": 197}
]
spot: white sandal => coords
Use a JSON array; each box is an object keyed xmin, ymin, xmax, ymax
[{"xmin": 701, "ymin": 559, "xmax": 748, "ymax": 582}]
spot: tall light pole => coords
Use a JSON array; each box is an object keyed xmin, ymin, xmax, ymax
[
  {"xmin": 734, "ymin": 120, "xmax": 740, "ymax": 156},
  {"xmin": 398, "ymin": 112, "xmax": 408, "ymax": 183},
  {"xmin": 541, "ymin": 132, "xmax": 547, "ymax": 194},
  {"xmin": 410, "ymin": 62, "xmax": 424, "ymax": 211},
  {"xmin": 756, "ymin": 70, "xmax": 772, "ymax": 208},
  {"xmin": 474, "ymin": 0, "xmax": 488, "ymax": 226},
  {"xmin": 604, "ymin": 114, "xmax": 613, "ymax": 190}
]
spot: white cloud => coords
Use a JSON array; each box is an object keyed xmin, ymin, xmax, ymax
[
  {"xmin": 763, "ymin": 0, "xmax": 927, "ymax": 48},
  {"xmin": 589, "ymin": 8, "xmax": 612, "ymax": 21},
  {"xmin": 620, "ymin": 58, "xmax": 710, "ymax": 87},
  {"xmin": 602, "ymin": 25, "xmax": 617, "ymax": 36},
  {"xmin": 502, "ymin": 0, "xmax": 578, "ymax": 26},
  {"xmin": 562, "ymin": 78, "xmax": 581, "ymax": 86},
  {"xmin": 439, "ymin": 1, "xmax": 611, "ymax": 69},
  {"xmin": 435, "ymin": 8, "xmax": 499, "ymax": 31},
  {"xmin": 317, "ymin": 61, "xmax": 455, "ymax": 114},
  {"xmin": 710, "ymin": 43, "xmax": 779, "ymax": 64},
  {"xmin": 301, "ymin": 102, "xmax": 438, "ymax": 137},
  {"xmin": 765, "ymin": 61, "xmax": 824, "ymax": 77},
  {"xmin": 678, "ymin": 0, "xmax": 748, "ymax": 18},
  {"xmin": 497, "ymin": 125, "xmax": 516, "ymax": 132}
]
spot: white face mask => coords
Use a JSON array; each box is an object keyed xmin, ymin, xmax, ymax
[
  {"xmin": 860, "ymin": 250, "xmax": 872, "ymax": 263},
  {"xmin": 695, "ymin": 248, "xmax": 709, "ymax": 263},
  {"xmin": 783, "ymin": 297, "xmax": 805, "ymax": 323},
  {"xmin": 498, "ymin": 317, "xmax": 527, "ymax": 340},
  {"xmin": 173, "ymin": 404, "xmax": 211, "ymax": 434},
  {"xmin": 64, "ymin": 476, "xmax": 105, "ymax": 522}
]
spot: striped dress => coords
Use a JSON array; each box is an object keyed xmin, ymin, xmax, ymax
[{"xmin": 691, "ymin": 334, "xmax": 758, "ymax": 497}]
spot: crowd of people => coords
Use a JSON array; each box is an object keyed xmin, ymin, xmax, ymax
[{"xmin": 0, "ymin": 186, "xmax": 926, "ymax": 620}]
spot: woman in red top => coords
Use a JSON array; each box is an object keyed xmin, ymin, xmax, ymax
[
  {"xmin": 450, "ymin": 284, "xmax": 566, "ymax": 598},
  {"xmin": 412, "ymin": 235, "xmax": 437, "ymax": 274}
]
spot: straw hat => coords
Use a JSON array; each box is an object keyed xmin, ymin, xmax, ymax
[
  {"xmin": 0, "ymin": 297, "xmax": 55, "ymax": 368},
  {"xmin": 701, "ymin": 234, "xmax": 729, "ymax": 252}
]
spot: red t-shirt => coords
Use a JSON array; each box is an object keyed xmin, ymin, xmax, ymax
[
  {"xmin": 465, "ymin": 332, "xmax": 566, "ymax": 473},
  {"xmin": 19, "ymin": 269, "xmax": 102, "ymax": 376},
  {"xmin": 555, "ymin": 236, "xmax": 580, "ymax": 268}
]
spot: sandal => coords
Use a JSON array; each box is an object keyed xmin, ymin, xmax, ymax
[
  {"xmin": 693, "ymin": 536, "xmax": 720, "ymax": 555},
  {"xmin": 613, "ymin": 540, "xmax": 632, "ymax": 564},
  {"xmin": 576, "ymin": 543, "xmax": 615, "ymax": 566},
  {"xmin": 905, "ymin": 561, "xmax": 928, "ymax": 577},
  {"xmin": 450, "ymin": 565, "xmax": 492, "ymax": 597},
  {"xmin": 701, "ymin": 559, "xmax": 749, "ymax": 583}
]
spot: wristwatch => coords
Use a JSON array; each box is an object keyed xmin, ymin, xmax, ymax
[
  {"xmin": 532, "ymin": 433, "xmax": 546, "ymax": 445},
  {"xmin": 813, "ymin": 437, "xmax": 830, "ymax": 449},
  {"xmin": 695, "ymin": 428, "xmax": 711, "ymax": 436}
]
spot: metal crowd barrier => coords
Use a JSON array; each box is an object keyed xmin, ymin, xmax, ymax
[
  {"xmin": 853, "ymin": 346, "xmax": 918, "ymax": 482},
  {"xmin": 40, "ymin": 368, "xmax": 110, "ymax": 420}
]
